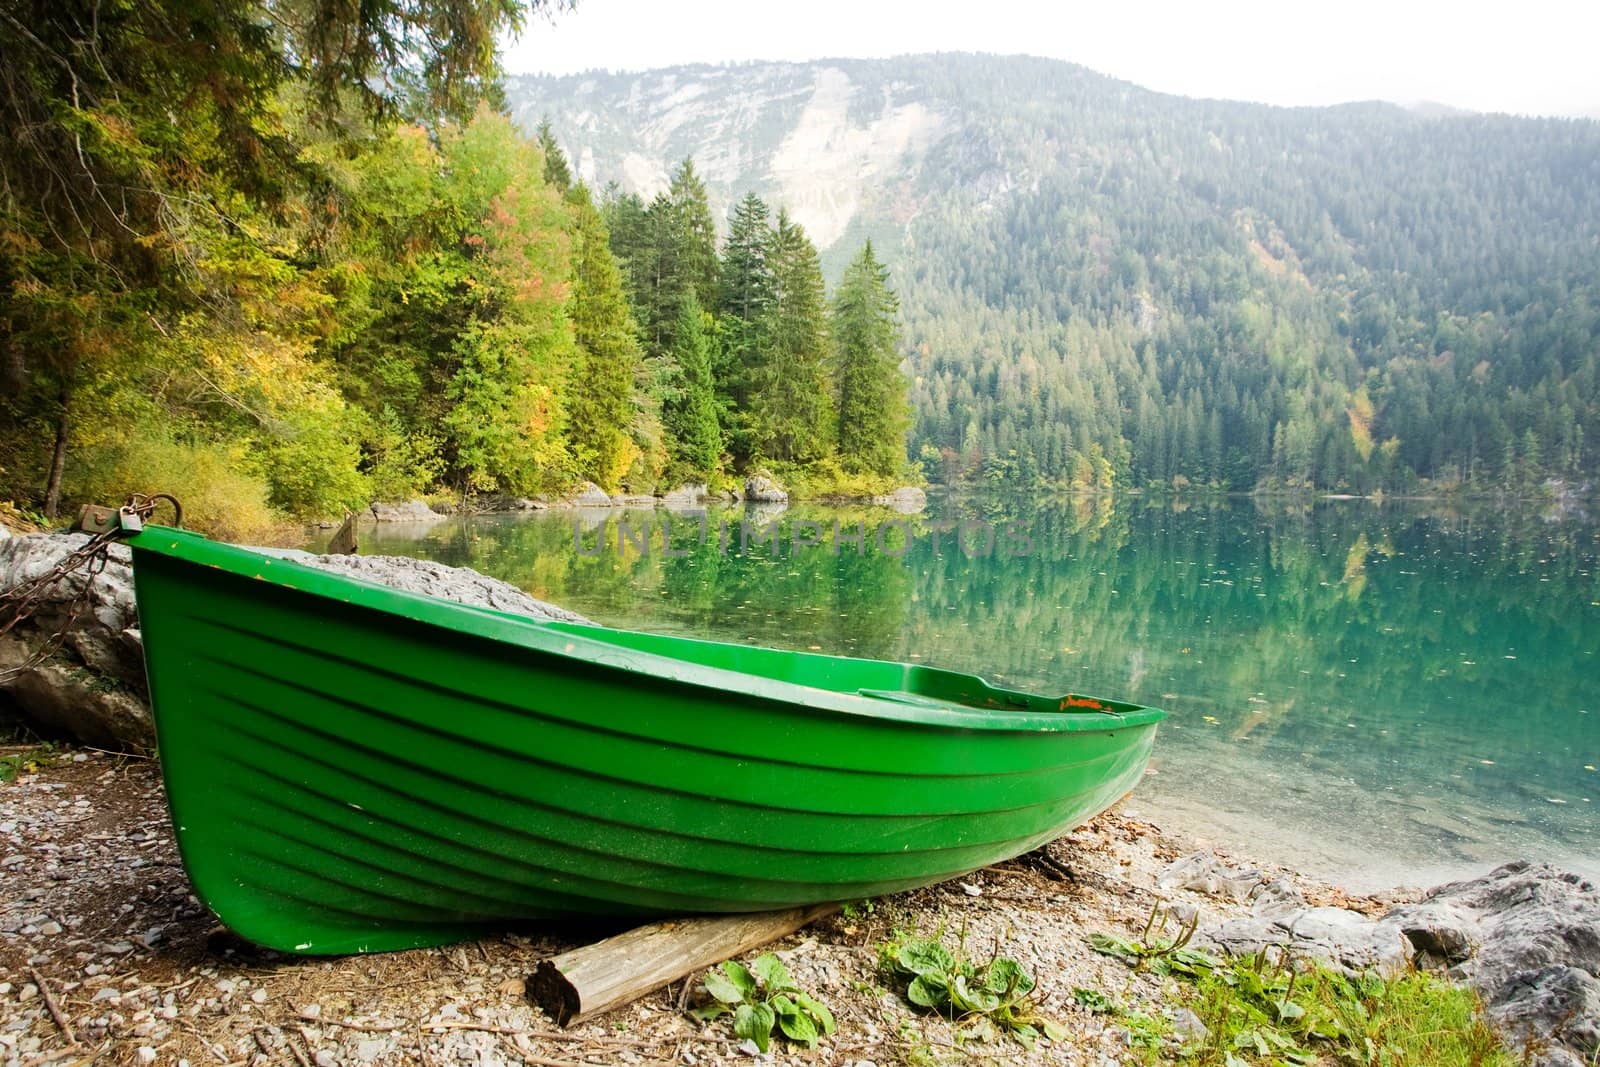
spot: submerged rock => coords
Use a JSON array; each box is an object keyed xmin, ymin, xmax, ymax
[{"xmin": 0, "ymin": 532, "xmax": 591, "ymax": 750}]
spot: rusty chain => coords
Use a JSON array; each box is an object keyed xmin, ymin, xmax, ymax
[{"xmin": 0, "ymin": 494, "xmax": 181, "ymax": 684}]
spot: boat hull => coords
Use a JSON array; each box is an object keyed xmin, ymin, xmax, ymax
[{"xmin": 130, "ymin": 529, "xmax": 1163, "ymax": 954}]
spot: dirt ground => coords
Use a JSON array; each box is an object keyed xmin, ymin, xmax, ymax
[{"xmin": 0, "ymin": 748, "xmax": 1375, "ymax": 1067}]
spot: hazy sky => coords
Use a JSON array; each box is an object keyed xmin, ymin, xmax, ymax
[{"xmin": 502, "ymin": 0, "xmax": 1600, "ymax": 118}]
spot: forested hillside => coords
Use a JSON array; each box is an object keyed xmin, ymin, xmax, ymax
[
  {"xmin": 512, "ymin": 54, "xmax": 1600, "ymax": 493},
  {"xmin": 0, "ymin": 4, "xmax": 907, "ymax": 538}
]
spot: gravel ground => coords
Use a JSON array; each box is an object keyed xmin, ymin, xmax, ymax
[{"xmin": 0, "ymin": 748, "xmax": 1376, "ymax": 1067}]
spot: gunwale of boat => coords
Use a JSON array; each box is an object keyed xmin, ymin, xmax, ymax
[{"xmin": 130, "ymin": 526, "xmax": 1165, "ymax": 733}]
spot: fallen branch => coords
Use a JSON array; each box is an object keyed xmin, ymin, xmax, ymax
[
  {"xmin": 28, "ymin": 967, "xmax": 76, "ymax": 1045},
  {"xmin": 509, "ymin": 1032, "xmax": 614, "ymax": 1067},
  {"xmin": 422, "ymin": 1020, "xmax": 655, "ymax": 1048}
]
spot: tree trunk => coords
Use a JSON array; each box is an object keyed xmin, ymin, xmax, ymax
[{"xmin": 42, "ymin": 385, "xmax": 71, "ymax": 519}]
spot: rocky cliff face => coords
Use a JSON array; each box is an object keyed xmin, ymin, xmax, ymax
[{"xmin": 507, "ymin": 61, "xmax": 947, "ymax": 257}]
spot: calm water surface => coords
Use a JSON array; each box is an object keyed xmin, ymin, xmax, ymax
[{"xmin": 326, "ymin": 496, "xmax": 1600, "ymax": 890}]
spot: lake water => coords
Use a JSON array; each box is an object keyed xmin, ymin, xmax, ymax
[{"xmin": 321, "ymin": 495, "xmax": 1600, "ymax": 891}]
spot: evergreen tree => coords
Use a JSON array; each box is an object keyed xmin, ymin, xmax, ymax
[
  {"xmin": 832, "ymin": 241, "xmax": 909, "ymax": 476},
  {"xmin": 759, "ymin": 210, "xmax": 832, "ymax": 462},
  {"xmin": 664, "ymin": 291, "xmax": 723, "ymax": 479},
  {"xmin": 536, "ymin": 119, "xmax": 573, "ymax": 192},
  {"xmin": 601, "ymin": 187, "xmax": 651, "ymax": 318},
  {"xmin": 716, "ymin": 192, "xmax": 777, "ymax": 461},
  {"xmin": 668, "ymin": 159, "xmax": 720, "ymax": 310},
  {"xmin": 566, "ymin": 185, "xmax": 643, "ymax": 490}
]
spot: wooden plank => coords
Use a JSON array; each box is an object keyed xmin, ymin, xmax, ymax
[{"xmin": 526, "ymin": 904, "xmax": 841, "ymax": 1025}]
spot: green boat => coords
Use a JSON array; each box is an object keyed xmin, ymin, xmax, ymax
[{"xmin": 126, "ymin": 525, "xmax": 1165, "ymax": 954}]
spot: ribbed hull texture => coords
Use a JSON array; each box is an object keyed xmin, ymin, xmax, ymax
[{"xmin": 133, "ymin": 549, "xmax": 1158, "ymax": 954}]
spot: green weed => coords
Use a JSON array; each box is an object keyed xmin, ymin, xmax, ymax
[
  {"xmin": 689, "ymin": 952, "xmax": 836, "ymax": 1053},
  {"xmin": 0, "ymin": 743, "xmax": 56, "ymax": 783},
  {"xmin": 878, "ymin": 930, "xmax": 1065, "ymax": 1049},
  {"xmin": 1089, "ymin": 902, "xmax": 1218, "ymax": 976},
  {"xmin": 1089, "ymin": 906, "xmax": 1514, "ymax": 1066}
]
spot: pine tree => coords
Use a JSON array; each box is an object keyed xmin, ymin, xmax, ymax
[
  {"xmin": 759, "ymin": 210, "xmax": 831, "ymax": 462},
  {"xmin": 832, "ymin": 241, "xmax": 909, "ymax": 476},
  {"xmin": 716, "ymin": 192, "xmax": 776, "ymax": 462},
  {"xmin": 602, "ymin": 186, "xmax": 650, "ymax": 303},
  {"xmin": 566, "ymin": 185, "xmax": 643, "ymax": 490},
  {"xmin": 535, "ymin": 119, "xmax": 572, "ymax": 192},
  {"xmin": 668, "ymin": 159, "xmax": 720, "ymax": 310},
  {"xmin": 664, "ymin": 290, "xmax": 722, "ymax": 479}
]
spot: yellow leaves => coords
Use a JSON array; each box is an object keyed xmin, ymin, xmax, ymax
[{"xmin": 1347, "ymin": 388, "xmax": 1376, "ymax": 462}]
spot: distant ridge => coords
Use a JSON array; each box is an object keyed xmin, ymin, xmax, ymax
[{"xmin": 507, "ymin": 53, "xmax": 1600, "ymax": 491}]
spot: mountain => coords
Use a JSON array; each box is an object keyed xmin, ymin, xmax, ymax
[{"xmin": 505, "ymin": 54, "xmax": 1600, "ymax": 492}]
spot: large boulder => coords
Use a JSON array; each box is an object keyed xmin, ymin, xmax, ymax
[
  {"xmin": 743, "ymin": 472, "xmax": 788, "ymax": 503},
  {"xmin": 871, "ymin": 486, "xmax": 928, "ymax": 513},
  {"xmin": 566, "ymin": 481, "xmax": 614, "ymax": 507},
  {"xmin": 1, "ymin": 532, "xmax": 591, "ymax": 752},
  {"xmin": 1379, "ymin": 862, "xmax": 1600, "ymax": 1066},
  {"xmin": 369, "ymin": 499, "xmax": 446, "ymax": 523},
  {"xmin": 661, "ymin": 484, "xmax": 709, "ymax": 509},
  {"xmin": 1171, "ymin": 852, "xmax": 1600, "ymax": 1066}
]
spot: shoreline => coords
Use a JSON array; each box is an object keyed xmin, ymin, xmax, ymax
[{"xmin": 0, "ymin": 745, "xmax": 1515, "ymax": 1067}]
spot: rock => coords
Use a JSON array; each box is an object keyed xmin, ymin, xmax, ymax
[
  {"xmin": 743, "ymin": 471, "xmax": 788, "ymax": 503},
  {"xmin": 1168, "ymin": 1007, "xmax": 1209, "ymax": 1043},
  {"xmin": 369, "ymin": 499, "xmax": 445, "ymax": 523},
  {"xmin": 870, "ymin": 486, "xmax": 928, "ymax": 513},
  {"xmin": 1492, "ymin": 967, "xmax": 1600, "ymax": 1066},
  {"xmin": 1202, "ymin": 861, "xmax": 1600, "ymax": 1065},
  {"xmin": 1158, "ymin": 851, "xmax": 1266, "ymax": 902},
  {"xmin": 37, "ymin": 920, "xmax": 62, "ymax": 935},
  {"xmin": 1207, "ymin": 904, "xmax": 1411, "ymax": 976},
  {"xmin": 286, "ymin": 554, "xmax": 593, "ymax": 626},
  {"xmin": 567, "ymin": 481, "xmax": 614, "ymax": 507},
  {"xmin": 0, "ymin": 653, "xmax": 154, "ymax": 751},
  {"xmin": 1, "ymin": 532, "xmax": 592, "ymax": 750},
  {"xmin": 1376, "ymin": 861, "xmax": 1600, "ymax": 1066},
  {"xmin": 661, "ymin": 484, "xmax": 709, "ymax": 509}
]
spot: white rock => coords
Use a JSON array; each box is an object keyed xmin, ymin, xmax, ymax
[{"xmin": 137, "ymin": 1048, "xmax": 157, "ymax": 1064}]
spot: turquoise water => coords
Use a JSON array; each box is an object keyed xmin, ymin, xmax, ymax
[{"xmin": 331, "ymin": 496, "xmax": 1600, "ymax": 890}]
